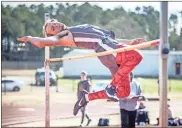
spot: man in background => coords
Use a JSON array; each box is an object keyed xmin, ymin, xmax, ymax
[
  {"xmin": 119, "ymin": 72, "xmax": 144, "ymax": 128},
  {"xmin": 77, "ymin": 71, "xmax": 92, "ymax": 127}
]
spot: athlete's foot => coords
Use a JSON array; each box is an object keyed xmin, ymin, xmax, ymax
[
  {"xmin": 105, "ymin": 85, "xmax": 119, "ymax": 102},
  {"xmin": 86, "ymin": 119, "xmax": 92, "ymax": 126},
  {"xmin": 73, "ymin": 90, "xmax": 89, "ymax": 116}
]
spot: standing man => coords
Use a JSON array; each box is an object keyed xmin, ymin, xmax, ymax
[
  {"xmin": 77, "ymin": 71, "xmax": 92, "ymax": 127},
  {"xmin": 119, "ymin": 72, "xmax": 144, "ymax": 128}
]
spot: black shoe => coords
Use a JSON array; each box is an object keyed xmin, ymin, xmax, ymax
[
  {"xmin": 86, "ymin": 119, "xmax": 92, "ymax": 126},
  {"xmin": 105, "ymin": 85, "xmax": 119, "ymax": 102},
  {"xmin": 73, "ymin": 90, "xmax": 88, "ymax": 116}
]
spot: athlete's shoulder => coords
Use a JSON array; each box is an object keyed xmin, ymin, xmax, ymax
[{"xmin": 56, "ymin": 29, "xmax": 69, "ymax": 38}]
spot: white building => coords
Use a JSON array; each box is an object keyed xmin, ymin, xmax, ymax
[{"xmin": 63, "ymin": 49, "xmax": 182, "ymax": 78}]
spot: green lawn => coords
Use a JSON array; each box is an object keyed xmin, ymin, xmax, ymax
[
  {"xmin": 136, "ymin": 78, "xmax": 182, "ymax": 93},
  {"xmin": 2, "ymin": 78, "xmax": 181, "ymax": 105},
  {"xmin": 58, "ymin": 78, "xmax": 182, "ymax": 94}
]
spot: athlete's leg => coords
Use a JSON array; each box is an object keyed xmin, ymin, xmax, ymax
[
  {"xmin": 73, "ymin": 45, "xmax": 143, "ymax": 115},
  {"xmin": 87, "ymin": 48, "xmax": 119, "ymax": 101},
  {"xmin": 111, "ymin": 45, "xmax": 143, "ymax": 98},
  {"xmin": 73, "ymin": 52, "xmax": 118, "ymax": 115},
  {"xmin": 88, "ymin": 48, "xmax": 143, "ymax": 100}
]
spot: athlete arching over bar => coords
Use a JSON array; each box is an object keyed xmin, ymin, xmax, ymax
[{"xmin": 17, "ymin": 19, "xmax": 145, "ymax": 116}]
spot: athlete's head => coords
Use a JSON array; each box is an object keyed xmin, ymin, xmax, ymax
[
  {"xmin": 43, "ymin": 19, "xmax": 67, "ymax": 37},
  {"xmin": 80, "ymin": 71, "xmax": 87, "ymax": 80}
]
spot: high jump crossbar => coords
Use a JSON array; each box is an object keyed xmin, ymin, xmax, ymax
[{"xmin": 48, "ymin": 39, "xmax": 160, "ymax": 62}]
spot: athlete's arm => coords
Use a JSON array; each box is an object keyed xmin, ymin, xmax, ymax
[{"xmin": 17, "ymin": 30, "xmax": 77, "ymax": 48}]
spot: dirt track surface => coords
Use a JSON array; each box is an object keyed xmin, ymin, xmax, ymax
[
  {"xmin": 3, "ymin": 99, "xmax": 182, "ymax": 127},
  {"xmin": 2, "ymin": 88, "xmax": 182, "ymax": 127},
  {"xmin": 2, "ymin": 89, "xmax": 120, "ymax": 127},
  {"xmin": 2, "ymin": 100, "xmax": 121, "ymax": 127}
]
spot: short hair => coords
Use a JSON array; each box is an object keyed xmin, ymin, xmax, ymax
[
  {"xmin": 81, "ymin": 71, "xmax": 87, "ymax": 75},
  {"xmin": 42, "ymin": 19, "xmax": 67, "ymax": 37}
]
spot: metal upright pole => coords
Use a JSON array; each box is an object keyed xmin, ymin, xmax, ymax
[
  {"xmin": 44, "ymin": 13, "xmax": 50, "ymax": 127},
  {"xmin": 159, "ymin": 2, "xmax": 169, "ymax": 127}
]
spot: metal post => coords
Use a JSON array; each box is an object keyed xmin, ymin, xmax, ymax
[
  {"xmin": 4, "ymin": 76, "xmax": 6, "ymax": 95},
  {"xmin": 44, "ymin": 13, "xmax": 50, "ymax": 127},
  {"xmin": 159, "ymin": 2, "xmax": 169, "ymax": 127}
]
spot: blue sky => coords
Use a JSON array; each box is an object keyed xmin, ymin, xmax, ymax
[{"xmin": 2, "ymin": 1, "xmax": 182, "ymax": 34}]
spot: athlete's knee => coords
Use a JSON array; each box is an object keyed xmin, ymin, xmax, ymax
[
  {"xmin": 135, "ymin": 50, "xmax": 143, "ymax": 62},
  {"xmin": 128, "ymin": 49, "xmax": 143, "ymax": 65}
]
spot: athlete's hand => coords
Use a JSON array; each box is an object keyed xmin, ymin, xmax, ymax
[
  {"xmin": 131, "ymin": 38, "xmax": 146, "ymax": 45},
  {"xmin": 17, "ymin": 36, "xmax": 32, "ymax": 42}
]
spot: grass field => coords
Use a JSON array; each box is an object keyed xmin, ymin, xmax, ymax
[
  {"xmin": 3, "ymin": 69, "xmax": 181, "ymax": 94},
  {"xmin": 58, "ymin": 78, "xmax": 182, "ymax": 94},
  {"xmin": 2, "ymin": 77, "xmax": 182, "ymax": 106}
]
